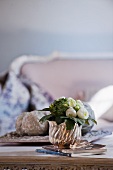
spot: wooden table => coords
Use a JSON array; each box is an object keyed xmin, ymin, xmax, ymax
[{"xmin": 0, "ymin": 134, "xmax": 113, "ymax": 170}]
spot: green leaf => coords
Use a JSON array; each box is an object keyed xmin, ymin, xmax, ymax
[
  {"xmin": 38, "ymin": 108, "xmax": 50, "ymax": 111},
  {"xmin": 39, "ymin": 114, "xmax": 53, "ymax": 123},
  {"xmin": 65, "ymin": 119, "xmax": 75, "ymax": 130},
  {"xmin": 85, "ymin": 119, "xmax": 90, "ymax": 125},
  {"xmin": 61, "ymin": 116, "xmax": 85, "ymax": 126},
  {"xmin": 55, "ymin": 116, "xmax": 63, "ymax": 124},
  {"xmin": 60, "ymin": 116, "xmax": 69, "ymax": 119},
  {"xmin": 72, "ymin": 117, "xmax": 85, "ymax": 125},
  {"xmin": 90, "ymin": 119, "xmax": 97, "ymax": 125},
  {"xmin": 88, "ymin": 117, "xmax": 97, "ymax": 125},
  {"xmin": 77, "ymin": 118, "xmax": 85, "ymax": 125}
]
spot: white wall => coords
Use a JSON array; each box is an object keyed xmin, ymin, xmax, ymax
[{"xmin": 0, "ymin": 0, "xmax": 113, "ymax": 72}]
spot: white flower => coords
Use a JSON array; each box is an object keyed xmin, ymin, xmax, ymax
[
  {"xmin": 66, "ymin": 107, "xmax": 77, "ymax": 117},
  {"xmin": 77, "ymin": 107, "xmax": 89, "ymax": 119},
  {"xmin": 68, "ymin": 97, "xmax": 76, "ymax": 107},
  {"xmin": 76, "ymin": 100, "xmax": 84, "ymax": 107}
]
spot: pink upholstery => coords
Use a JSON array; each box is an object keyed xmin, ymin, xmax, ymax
[{"xmin": 21, "ymin": 59, "xmax": 113, "ymax": 101}]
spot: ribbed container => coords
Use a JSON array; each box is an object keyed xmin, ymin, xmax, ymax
[{"xmin": 48, "ymin": 121, "xmax": 82, "ymax": 148}]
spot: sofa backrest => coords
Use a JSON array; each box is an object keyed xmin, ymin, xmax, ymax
[{"xmin": 10, "ymin": 52, "xmax": 113, "ymax": 101}]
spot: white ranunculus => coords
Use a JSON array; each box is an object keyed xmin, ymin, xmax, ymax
[
  {"xmin": 68, "ymin": 97, "xmax": 76, "ymax": 107},
  {"xmin": 76, "ymin": 100, "xmax": 84, "ymax": 107},
  {"xmin": 77, "ymin": 107, "xmax": 89, "ymax": 119},
  {"xmin": 66, "ymin": 107, "xmax": 77, "ymax": 117}
]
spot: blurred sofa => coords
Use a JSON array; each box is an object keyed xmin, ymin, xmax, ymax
[{"xmin": 0, "ymin": 52, "xmax": 113, "ymax": 136}]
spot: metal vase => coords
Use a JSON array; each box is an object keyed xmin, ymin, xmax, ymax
[{"xmin": 48, "ymin": 121, "xmax": 82, "ymax": 148}]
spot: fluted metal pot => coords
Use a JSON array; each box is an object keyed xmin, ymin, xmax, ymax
[{"xmin": 48, "ymin": 121, "xmax": 82, "ymax": 148}]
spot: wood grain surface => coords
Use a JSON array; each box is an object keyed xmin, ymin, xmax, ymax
[{"xmin": 0, "ymin": 133, "xmax": 113, "ymax": 169}]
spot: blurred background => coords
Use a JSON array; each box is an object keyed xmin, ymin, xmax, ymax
[{"xmin": 0, "ymin": 0, "xmax": 113, "ymax": 73}]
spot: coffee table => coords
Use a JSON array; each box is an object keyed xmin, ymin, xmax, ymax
[{"xmin": 0, "ymin": 134, "xmax": 113, "ymax": 170}]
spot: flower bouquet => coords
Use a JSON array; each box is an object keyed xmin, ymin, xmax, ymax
[{"xmin": 39, "ymin": 97, "xmax": 97, "ymax": 147}]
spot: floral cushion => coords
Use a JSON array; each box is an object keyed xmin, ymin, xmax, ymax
[
  {"xmin": 0, "ymin": 71, "xmax": 30, "ymax": 136},
  {"xmin": 30, "ymin": 83, "xmax": 54, "ymax": 110}
]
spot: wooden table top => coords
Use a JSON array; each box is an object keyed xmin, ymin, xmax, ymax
[{"xmin": 0, "ymin": 133, "xmax": 113, "ymax": 170}]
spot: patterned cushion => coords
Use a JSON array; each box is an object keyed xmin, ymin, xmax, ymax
[
  {"xmin": 0, "ymin": 71, "xmax": 30, "ymax": 136},
  {"xmin": 30, "ymin": 83, "xmax": 54, "ymax": 110}
]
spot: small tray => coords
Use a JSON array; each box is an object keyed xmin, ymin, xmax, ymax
[{"xmin": 0, "ymin": 131, "xmax": 49, "ymax": 146}]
